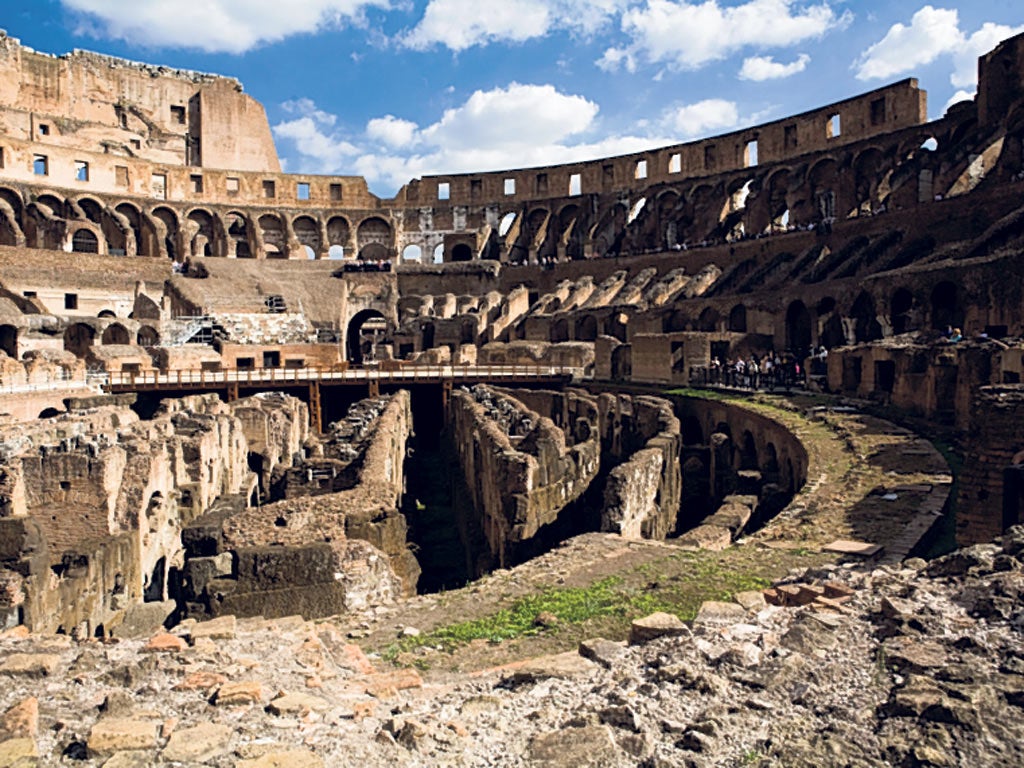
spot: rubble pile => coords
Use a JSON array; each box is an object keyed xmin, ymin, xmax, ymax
[{"xmin": 1, "ymin": 528, "xmax": 1023, "ymax": 766}]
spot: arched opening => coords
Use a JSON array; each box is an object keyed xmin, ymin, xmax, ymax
[
  {"xmin": 433, "ymin": 244, "xmax": 444, "ymax": 264},
  {"xmin": 850, "ymin": 291, "xmax": 883, "ymax": 343},
  {"xmin": 116, "ymin": 203, "xmax": 146, "ymax": 256},
  {"xmin": 137, "ymin": 326, "xmax": 160, "ymax": 346},
  {"xmin": 697, "ymin": 307, "xmax": 720, "ymax": 333},
  {"xmin": 728, "ymin": 304, "xmax": 747, "ymax": 333},
  {"xmin": 451, "ymin": 243, "xmax": 473, "ymax": 262},
  {"xmin": 402, "ymin": 244, "xmax": 422, "ymax": 262},
  {"xmin": 739, "ymin": 430, "xmax": 758, "ymax": 471},
  {"xmin": 575, "ymin": 314, "xmax": 598, "ymax": 342},
  {"xmin": 293, "ymin": 215, "xmax": 320, "ymax": 257},
  {"xmin": 226, "ymin": 213, "xmax": 251, "ymax": 258},
  {"xmin": 187, "ymin": 208, "xmax": 215, "ymax": 258},
  {"xmin": 422, "ymin": 322, "xmax": 435, "ymax": 350},
  {"xmin": 681, "ymin": 416, "xmax": 704, "ymax": 446},
  {"xmin": 551, "ymin": 318, "xmax": 569, "ymax": 343},
  {"xmin": 0, "ymin": 325, "xmax": 17, "ymax": 358},
  {"xmin": 663, "ymin": 309, "xmax": 688, "ymax": 333},
  {"xmin": 357, "ymin": 217, "xmax": 392, "ymax": 261},
  {"xmin": 327, "ymin": 216, "xmax": 351, "ymax": 257},
  {"xmin": 346, "ymin": 309, "xmax": 388, "ymax": 364},
  {"xmin": 605, "ymin": 312, "xmax": 629, "ymax": 343},
  {"xmin": 101, "ymin": 323, "xmax": 130, "ymax": 345},
  {"xmin": 930, "ymin": 281, "xmax": 963, "ymax": 331},
  {"xmin": 71, "ymin": 228, "xmax": 99, "ymax": 253},
  {"xmin": 259, "ymin": 213, "xmax": 286, "ymax": 256},
  {"xmin": 63, "ymin": 323, "xmax": 96, "ymax": 357},
  {"xmin": 152, "ymin": 206, "xmax": 180, "ymax": 261},
  {"xmin": 785, "ymin": 300, "xmax": 812, "ymax": 357},
  {"xmin": 890, "ymin": 288, "xmax": 915, "ymax": 334},
  {"xmin": 39, "ymin": 407, "xmax": 62, "ymax": 419}
]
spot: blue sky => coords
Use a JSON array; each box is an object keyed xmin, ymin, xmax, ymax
[{"xmin": 2, "ymin": 1, "xmax": 1022, "ymax": 197}]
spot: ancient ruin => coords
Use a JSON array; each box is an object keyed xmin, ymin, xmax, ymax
[{"xmin": 0, "ymin": 26, "xmax": 1023, "ymax": 767}]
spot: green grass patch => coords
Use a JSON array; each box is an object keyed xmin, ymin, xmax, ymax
[{"xmin": 382, "ymin": 552, "xmax": 774, "ymax": 663}]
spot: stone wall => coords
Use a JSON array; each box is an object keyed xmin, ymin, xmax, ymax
[
  {"xmin": 958, "ymin": 385, "xmax": 1024, "ymax": 545},
  {"xmin": 448, "ymin": 386, "xmax": 601, "ymax": 567},
  {"xmin": 0, "ymin": 392, "xmax": 307, "ymax": 634},
  {"xmin": 182, "ymin": 391, "xmax": 419, "ymax": 620}
]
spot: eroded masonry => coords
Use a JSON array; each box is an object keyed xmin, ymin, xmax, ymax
[{"xmin": 1, "ymin": 30, "xmax": 1024, "ymax": 636}]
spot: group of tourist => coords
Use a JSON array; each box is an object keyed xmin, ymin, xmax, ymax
[
  {"xmin": 340, "ymin": 259, "xmax": 393, "ymax": 273},
  {"xmin": 693, "ymin": 351, "xmax": 806, "ymax": 391}
]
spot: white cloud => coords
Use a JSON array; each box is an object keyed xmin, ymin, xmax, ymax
[
  {"xmin": 60, "ymin": 0, "xmax": 391, "ymax": 53},
  {"xmin": 854, "ymin": 6, "xmax": 1024, "ymax": 102},
  {"xmin": 366, "ymin": 115, "xmax": 419, "ymax": 148},
  {"xmin": 667, "ymin": 99, "xmax": 741, "ymax": 137},
  {"xmin": 739, "ymin": 53, "xmax": 810, "ymax": 80},
  {"xmin": 944, "ymin": 89, "xmax": 975, "ymax": 112},
  {"xmin": 401, "ymin": 0, "xmax": 627, "ymax": 51},
  {"xmin": 951, "ymin": 22, "xmax": 1024, "ymax": 89},
  {"xmin": 853, "ymin": 6, "xmax": 962, "ymax": 81},
  {"xmin": 272, "ymin": 85, "xmax": 682, "ymax": 195},
  {"xmin": 599, "ymin": 0, "xmax": 847, "ymax": 72}
]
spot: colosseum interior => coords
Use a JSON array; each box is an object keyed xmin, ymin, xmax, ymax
[{"xmin": 1, "ymin": 27, "xmax": 1024, "ymax": 767}]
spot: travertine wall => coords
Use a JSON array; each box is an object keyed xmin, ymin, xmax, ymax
[
  {"xmin": 183, "ymin": 391, "xmax": 419, "ymax": 620},
  {"xmin": 449, "ymin": 386, "xmax": 601, "ymax": 567},
  {"xmin": 0, "ymin": 392, "xmax": 307, "ymax": 634}
]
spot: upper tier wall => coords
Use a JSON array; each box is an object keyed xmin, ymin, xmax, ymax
[{"xmin": 0, "ymin": 32, "xmax": 280, "ymax": 173}]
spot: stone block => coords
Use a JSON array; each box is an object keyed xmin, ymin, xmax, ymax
[
  {"xmin": 161, "ymin": 723, "xmax": 232, "ymax": 763},
  {"xmin": 527, "ymin": 725, "xmax": 622, "ymax": 767},
  {"xmin": 693, "ymin": 601, "xmax": 748, "ymax": 627},
  {"xmin": 213, "ymin": 681, "xmax": 263, "ymax": 706},
  {"xmin": 0, "ymin": 654, "xmax": 61, "ymax": 678},
  {"xmin": 111, "ymin": 601, "xmax": 175, "ymax": 639},
  {"xmin": 0, "ymin": 737, "xmax": 37, "ymax": 768},
  {"xmin": 266, "ymin": 692, "xmax": 330, "ymax": 715},
  {"xmin": 87, "ymin": 719, "xmax": 159, "ymax": 757},
  {"xmin": 236, "ymin": 750, "xmax": 324, "ymax": 768},
  {"xmin": 629, "ymin": 612, "xmax": 689, "ymax": 645},
  {"xmin": 190, "ymin": 614, "xmax": 236, "ymax": 643}
]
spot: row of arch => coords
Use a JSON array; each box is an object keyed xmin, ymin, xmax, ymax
[{"xmin": 0, "ymin": 186, "xmax": 397, "ymax": 261}]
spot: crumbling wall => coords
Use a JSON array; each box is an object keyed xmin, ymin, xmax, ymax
[
  {"xmin": 0, "ymin": 393, "xmax": 307, "ymax": 634},
  {"xmin": 959, "ymin": 385, "xmax": 1024, "ymax": 545},
  {"xmin": 448, "ymin": 386, "xmax": 600, "ymax": 567},
  {"xmin": 183, "ymin": 391, "xmax": 419, "ymax": 620}
]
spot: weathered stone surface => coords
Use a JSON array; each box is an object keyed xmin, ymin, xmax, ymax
[
  {"xmin": 504, "ymin": 652, "xmax": 597, "ymax": 685},
  {"xmin": 174, "ymin": 671, "xmax": 228, "ymax": 691},
  {"xmin": 111, "ymin": 601, "xmax": 175, "ymax": 639},
  {"xmin": 0, "ymin": 738, "xmax": 37, "ymax": 768},
  {"xmin": 693, "ymin": 601, "xmax": 748, "ymax": 627},
  {"xmin": 527, "ymin": 725, "xmax": 622, "ymax": 766},
  {"xmin": 0, "ymin": 655, "xmax": 60, "ymax": 678},
  {"xmin": 578, "ymin": 638, "xmax": 627, "ymax": 669},
  {"xmin": 213, "ymin": 681, "xmax": 264, "ymax": 706},
  {"xmin": 362, "ymin": 669, "xmax": 422, "ymax": 698},
  {"xmin": 142, "ymin": 632, "xmax": 186, "ymax": 653},
  {"xmin": 87, "ymin": 719, "xmax": 159, "ymax": 756},
  {"xmin": 236, "ymin": 750, "xmax": 324, "ymax": 768},
  {"xmin": 266, "ymin": 692, "xmax": 330, "ymax": 715},
  {"xmin": 190, "ymin": 615, "xmax": 237, "ymax": 643},
  {"xmin": 162, "ymin": 723, "xmax": 232, "ymax": 763},
  {"xmin": 0, "ymin": 699, "xmax": 37, "ymax": 741},
  {"xmin": 629, "ymin": 612, "xmax": 689, "ymax": 644}
]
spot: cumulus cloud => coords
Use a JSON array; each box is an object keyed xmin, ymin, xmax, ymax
[
  {"xmin": 400, "ymin": 0, "xmax": 627, "ymax": 51},
  {"xmin": 60, "ymin": 0, "xmax": 391, "ymax": 53},
  {"xmin": 739, "ymin": 53, "xmax": 810, "ymax": 80},
  {"xmin": 366, "ymin": 115, "xmax": 419, "ymax": 148},
  {"xmin": 854, "ymin": 6, "xmax": 1024, "ymax": 90},
  {"xmin": 598, "ymin": 0, "xmax": 847, "ymax": 73},
  {"xmin": 667, "ymin": 99, "xmax": 741, "ymax": 137}
]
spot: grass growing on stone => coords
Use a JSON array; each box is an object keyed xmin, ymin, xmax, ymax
[{"xmin": 381, "ymin": 551, "xmax": 775, "ymax": 663}]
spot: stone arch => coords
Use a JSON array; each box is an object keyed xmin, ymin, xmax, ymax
[
  {"xmin": 555, "ymin": 203, "xmax": 582, "ymax": 260},
  {"xmin": 115, "ymin": 202, "xmax": 146, "ymax": 256},
  {"xmin": 63, "ymin": 323, "xmax": 96, "ymax": 357},
  {"xmin": 765, "ymin": 168, "xmax": 792, "ymax": 232},
  {"xmin": 738, "ymin": 430, "xmax": 758, "ymax": 471},
  {"xmin": 663, "ymin": 309, "xmax": 689, "ymax": 333},
  {"xmin": 293, "ymin": 215, "xmax": 320, "ymax": 256},
  {"xmin": 451, "ymin": 243, "xmax": 473, "ymax": 262},
  {"xmin": 187, "ymin": 208, "xmax": 216, "ymax": 257},
  {"xmin": 604, "ymin": 312, "xmax": 628, "ymax": 343},
  {"xmin": 728, "ymin": 304, "xmax": 747, "ymax": 333},
  {"xmin": 890, "ymin": 287, "xmax": 915, "ymax": 334},
  {"xmin": 697, "ymin": 307, "xmax": 720, "ymax": 332},
  {"xmin": 327, "ymin": 216, "xmax": 351, "ymax": 257},
  {"xmin": 101, "ymin": 323, "xmax": 130, "ymax": 345},
  {"xmin": 0, "ymin": 324, "xmax": 17, "ymax": 358},
  {"xmin": 76, "ymin": 196, "xmax": 105, "ymax": 225},
  {"xmin": 71, "ymin": 227, "xmax": 99, "ymax": 253},
  {"xmin": 137, "ymin": 326, "xmax": 160, "ymax": 346},
  {"xmin": 681, "ymin": 415, "xmax": 704, "ymax": 446},
  {"xmin": 0, "ymin": 187, "xmax": 25, "ymax": 247},
  {"xmin": 346, "ymin": 308, "xmax": 388, "ymax": 364},
  {"xmin": 402, "ymin": 244, "xmax": 423, "ymax": 262},
  {"xmin": 575, "ymin": 314, "xmax": 599, "ymax": 342},
  {"xmin": 259, "ymin": 213, "xmax": 286, "ymax": 257},
  {"xmin": 930, "ymin": 281, "xmax": 963, "ymax": 331},
  {"xmin": 551, "ymin": 318, "xmax": 569, "ymax": 343},
  {"xmin": 807, "ymin": 157, "xmax": 839, "ymax": 222},
  {"xmin": 785, "ymin": 300, "xmax": 812, "ymax": 356},
  {"xmin": 850, "ymin": 291, "xmax": 883, "ymax": 343},
  {"xmin": 226, "ymin": 212, "xmax": 252, "ymax": 258},
  {"xmin": 357, "ymin": 217, "xmax": 392, "ymax": 260},
  {"xmin": 851, "ymin": 147, "xmax": 889, "ymax": 215},
  {"xmin": 151, "ymin": 206, "xmax": 181, "ymax": 260},
  {"xmin": 590, "ymin": 202, "xmax": 627, "ymax": 257},
  {"xmin": 817, "ymin": 296, "xmax": 845, "ymax": 348}
]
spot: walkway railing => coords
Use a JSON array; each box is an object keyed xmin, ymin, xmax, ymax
[
  {"xmin": 0, "ymin": 378, "xmax": 93, "ymax": 395},
  {"xmin": 101, "ymin": 363, "xmax": 586, "ymax": 391}
]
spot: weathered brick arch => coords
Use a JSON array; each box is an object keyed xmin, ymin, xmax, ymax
[
  {"xmin": 186, "ymin": 207, "xmax": 217, "ymax": 257},
  {"xmin": 805, "ymin": 156, "xmax": 840, "ymax": 224},
  {"xmin": 0, "ymin": 186, "xmax": 25, "ymax": 247},
  {"xmin": 225, "ymin": 211, "xmax": 253, "ymax": 258},
  {"xmin": 101, "ymin": 322, "xmax": 131, "ymax": 345},
  {"xmin": 553, "ymin": 203, "xmax": 582, "ymax": 260},
  {"xmin": 149, "ymin": 205, "xmax": 181, "ymax": 260},
  {"xmin": 589, "ymin": 202, "xmax": 627, "ymax": 257},
  {"xmin": 326, "ymin": 215, "xmax": 351, "ymax": 259},
  {"xmin": 356, "ymin": 216, "xmax": 392, "ymax": 260},
  {"xmin": 292, "ymin": 215, "xmax": 320, "ymax": 258},
  {"xmin": 258, "ymin": 212, "xmax": 286, "ymax": 258}
]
